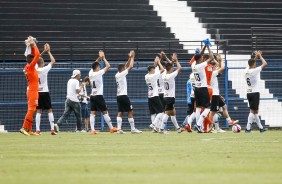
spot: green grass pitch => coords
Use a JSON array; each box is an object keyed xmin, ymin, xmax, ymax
[{"xmin": 0, "ymin": 131, "xmax": 282, "ymax": 184}]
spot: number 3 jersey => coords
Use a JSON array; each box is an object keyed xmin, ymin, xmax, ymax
[
  {"xmin": 145, "ymin": 67, "xmax": 161, "ymax": 98},
  {"xmin": 115, "ymin": 69, "xmax": 129, "ymax": 96},
  {"xmin": 191, "ymin": 62, "xmax": 208, "ymax": 88},
  {"xmin": 162, "ymin": 70, "xmax": 178, "ymax": 98},
  {"xmin": 244, "ymin": 66, "xmax": 262, "ymax": 93},
  {"xmin": 89, "ymin": 68, "xmax": 105, "ymax": 96}
]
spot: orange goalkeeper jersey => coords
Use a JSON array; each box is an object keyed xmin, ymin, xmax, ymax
[{"xmin": 23, "ymin": 45, "xmax": 40, "ymax": 91}]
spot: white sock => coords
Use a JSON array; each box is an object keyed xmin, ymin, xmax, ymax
[
  {"xmin": 197, "ymin": 108, "xmax": 210, "ymax": 128},
  {"xmin": 128, "ymin": 118, "xmax": 135, "ymax": 130},
  {"xmin": 117, "ymin": 117, "xmax": 122, "ymax": 129},
  {"xmin": 195, "ymin": 108, "xmax": 201, "ymax": 126},
  {"xmin": 171, "ymin": 116, "xmax": 180, "ymax": 129},
  {"xmin": 247, "ymin": 113, "xmax": 254, "ymax": 130},
  {"xmin": 154, "ymin": 113, "xmax": 163, "ymax": 129},
  {"xmin": 161, "ymin": 114, "xmax": 169, "ymax": 129},
  {"xmin": 48, "ymin": 112, "xmax": 55, "ymax": 130},
  {"xmin": 254, "ymin": 114, "xmax": 263, "ymax": 129},
  {"xmin": 103, "ymin": 114, "xmax": 113, "ymax": 129},
  {"xmin": 35, "ymin": 113, "xmax": 41, "ymax": 131},
  {"xmin": 226, "ymin": 117, "xmax": 231, "ymax": 122},
  {"xmin": 187, "ymin": 112, "xmax": 195, "ymax": 127},
  {"xmin": 213, "ymin": 114, "xmax": 219, "ymax": 130},
  {"xmin": 90, "ymin": 114, "xmax": 95, "ymax": 131},
  {"xmin": 151, "ymin": 114, "xmax": 156, "ymax": 124}
]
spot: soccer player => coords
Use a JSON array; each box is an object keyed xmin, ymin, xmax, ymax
[
  {"xmin": 78, "ymin": 76, "xmax": 90, "ymax": 132},
  {"xmin": 183, "ymin": 73, "xmax": 196, "ymax": 132},
  {"xmin": 89, "ymin": 51, "xmax": 117, "ymax": 134},
  {"xmin": 161, "ymin": 53, "xmax": 184, "ymax": 133},
  {"xmin": 244, "ymin": 51, "xmax": 267, "ymax": 133},
  {"xmin": 115, "ymin": 50, "xmax": 142, "ymax": 134},
  {"xmin": 55, "ymin": 70, "xmax": 85, "ymax": 132},
  {"xmin": 20, "ymin": 36, "xmax": 40, "ymax": 136},
  {"xmin": 35, "ymin": 43, "xmax": 57, "ymax": 135},
  {"xmin": 145, "ymin": 56, "xmax": 165, "ymax": 132},
  {"xmin": 192, "ymin": 51, "xmax": 214, "ymax": 132},
  {"xmin": 209, "ymin": 54, "xmax": 226, "ymax": 133}
]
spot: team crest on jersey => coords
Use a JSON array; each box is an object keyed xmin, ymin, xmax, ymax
[{"xmin": 208, "ymin": 66, "xmax": 213, "ymax": 71}]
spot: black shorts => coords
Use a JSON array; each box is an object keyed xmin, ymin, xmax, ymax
[
  {"xmin": 148, "ymin": 96, "xmax": 164, "ymax": 114},
  {"xmin": 159, "ymin": 93, "xmax": 165, "ymax": 108},
  {"xmin": 117, "ymin": 95, "xmax": 133, "ymax": 112},
  {"xmin": 37, "ymin": 92, "xmax": 52, "ymax": 110},
  {"xmin": 187, "ymin": 97, "xmax": 195, "ymax": 115},
  {"xmin": 164, "ymin": 97, "xmax": 175, "ymax": 111},
  {"xmin": 247, "ymin": 92, "xmax": 260, "ymax": 110},
  {"xmin": 90, "ymin": 95, "xmax": 108, "ymax": 112},
  {"xmin": 211, "ymin": 95, "xmax": 226, "ymax": 112},
  {"xmin": 194, "ymin": 87, "xmax": 210, "ymax": 108}
]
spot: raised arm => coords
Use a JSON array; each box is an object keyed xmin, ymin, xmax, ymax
[
  {"xmin": 126, "ymin": 50, "xmax": 135, "ymax": 71},
  {"xmin": 206, "ymin": 50, "xmax": 214, "ymax": 64},
  {"xmin": 27, "ymin": 36, "xmax": 40, "ymax": 68},
  {"xmin": 257, "ymin": 51, "xmax": 267, "ymax": 69},
  {"xmin": 102, "ymin": 51, "xmax": 110, "ymax": 73},
  {"xmin": 216, "ymin": 54, "xmax": 224, "ymax": 74},
  {"xmin": 172, "ymin": 53, "xmax": 182, "ymax": 73},
  {"xmin": 45, "ymin": 43, "xmax": 56, "ymax": 66},
  {"xmin": 156, "ymin": 56, "xmax": 164, "ymax": 73},
  {"xmin": 200, "ymin": 45, "xmax": 207, "ymax": 56}
]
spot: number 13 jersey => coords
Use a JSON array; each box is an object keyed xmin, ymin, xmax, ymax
[{"xmin": 192, "ymin": 62, "xmax": 208, "ymax": 88}]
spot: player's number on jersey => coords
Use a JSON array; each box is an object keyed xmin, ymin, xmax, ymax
[
  {"xmin": 147, "ymin": 83, "xmax": 153, "ymax": 90},
  {"xmin": 246, "ymin": 78, "xmax": 251, "ymax": 86},
  {"xmin": 194, "ymin": 73, "xmax": 201, "ymax": 81},
  {"xmin": 116, "ymin": 81, "xmax": 120, "ymax": 88},
  {"xmin": 92, "ymin": 81, "xmax": 96, "ymax": 88},
  {"xmin": 157, "ymin": 79, "xmax": 160, "ymax": 87},
  {"xmin": 164, "ymin": 82, "xmax": 169, "ymax": 90}
]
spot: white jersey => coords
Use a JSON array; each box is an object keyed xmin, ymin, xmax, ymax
[
  {"xmin": 115, "ymin": 69, "xmax": 128, "ymax": 96},
  {"xmin": 192, "ymin": 62, "xmax": 208, "ymax": 88},
  {"xmin": 145, "ymin": 67, "xmax": 161, "ymax": 98},
  {"xmin": 158, "ymin": 70, "xmax": 166, "ymax": 94},
  {"xmin": 244, "ymin": 66, "xmax": 262, "ymax": 93},
  {"xmin": 211, "ymin": 70, "xmax": 220, "ymax": 95},
  {"xmin": 37, "ymin": 63, "xmax": 52, "ymax": 92},
  {"xmin": 89, "ymin": 69, "xmax": 105, "ymax": 96},
  {"xmin": 79, "ymin": 86, "xmax": 88, "ymax": 104},
  {"xmin": 189, "ymin": 73, "xmax": 195, "ymax": 98},
  {"xmin": 67, "ymin": 78, "xmax": 80, "ymax": 102},
  {"xmin": 162, "ymin": 70, "xmax": 178, "ymax": 98}
]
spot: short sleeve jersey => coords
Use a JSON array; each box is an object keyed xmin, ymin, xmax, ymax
[
  {"xmin": 37, "ymin": 63, "xmax": 52, "ymax": 92},
  {"xmin": 244, "ymin": 66, "xmax": 262, "ymax": 93},
  {"xmin": 192, "ymin": 62, "xmax": 208, "ymax": 88},
  {"xmin": 145, "ymin": 68, "xmax": 160, "ymax": 98},
  {"xmin": 89, "ymin": 69, "xmax": 105, "ymax": 96},
  {"xmin": 115, "ymin": 69, "xmax": 129, "ymax": 96},
  {"xmin": 211, "ymin": 70, "xmax": 219, "ymax": 95},
  {"xmin": 162, "ymin": 70, "xmax": 178, "ymax": 98}
]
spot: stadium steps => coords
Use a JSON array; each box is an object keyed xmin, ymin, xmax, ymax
[{"xmin": 0, "ymin": 0, "xmax": 186, "ymax": 60}]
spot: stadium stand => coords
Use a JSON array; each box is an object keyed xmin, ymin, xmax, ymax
[
  {"xmin": 179, "ymin": 0, "xmax": 282, "ymax": 57},
  {"xmin": 0, "ymin": 0, "xmax": 186, "ymax": 60}
]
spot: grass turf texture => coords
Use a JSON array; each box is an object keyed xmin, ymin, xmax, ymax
[{"xmin": 0, "ymin": 131, "xmax": 282, "ymax": 184}]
